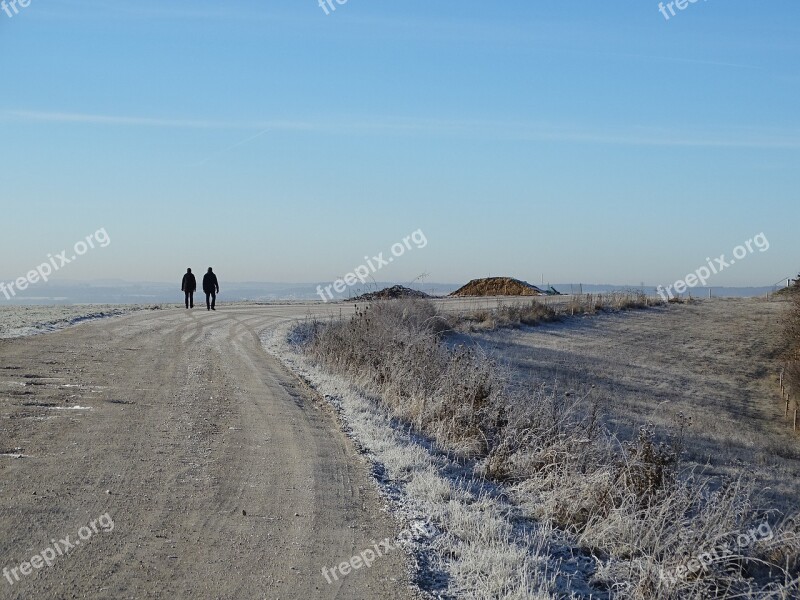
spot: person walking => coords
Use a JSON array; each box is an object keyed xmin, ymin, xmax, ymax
[
  {"xmin": 203, "ymin": 267, "xmax": 220, "ymax": 311},
  {"xmin": 181, "ymin": 268, "xmax": 196, "ymax": 309}
]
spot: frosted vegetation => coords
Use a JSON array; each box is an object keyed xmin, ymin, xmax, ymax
[{"xmin": 288, "ymin": 298, "xmax": 800, "ymax": 599}]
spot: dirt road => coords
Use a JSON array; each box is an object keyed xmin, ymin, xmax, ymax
[{"xmin": 0, "ymin": 305, "xmax": 414, "ymax": 599}]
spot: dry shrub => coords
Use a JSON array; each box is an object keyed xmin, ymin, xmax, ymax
[
  {"xmin": 294, "ymin": 299, "xmax": 800, "ymax": 598},
  {"xmin": 304, "ymin": 300, "xmax": 504, "ymax": 456}
]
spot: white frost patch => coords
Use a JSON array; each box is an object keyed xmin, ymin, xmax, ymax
[
  {"xmin": 261, "ymin": 323, "xmax": 575, "ymax": 599},
  {"xmin": 49, "ymin": 405, "xmax": 92, "ymax": 410},
  {"xmin": 0, "ymin": 305, "xmax": 153, "ymax": 340},
  {"xmin": 0, "ymin": 448, "xmax": 27, "ymax": 458}
]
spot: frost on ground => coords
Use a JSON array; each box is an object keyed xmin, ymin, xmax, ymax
[
  {"xmin": 264, "ymin": 299, "xmax": 800, "ymax": 599},
  {"xmin": 469, "ymin": 298, "xmax": 800, "ymax": 512},
  {"xmin": 0, "ymin": 304, "xmax": 160, "ymax": 339},
  {"xmin": 262, "ymin": 323, "xmax": 585, "ymax": 599}
]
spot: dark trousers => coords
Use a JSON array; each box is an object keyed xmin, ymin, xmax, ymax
[
  {"xmin": 205, "ymin": 292, "xmax": 216, "ymax": 310},
  {"xmin": 185, "ymin": 292, "xmax": 194, "ymax": 308}
]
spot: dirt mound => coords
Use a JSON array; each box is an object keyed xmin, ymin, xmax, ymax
[
  {"xmin": 450, "ymin": 277, "xmax": 543, "ymax": 297},
  {"xmin": 350, "ymin": 285, "xmax": 430, "ymax": 302}
]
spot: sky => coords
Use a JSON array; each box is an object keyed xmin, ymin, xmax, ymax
[{"xmin": 1, "ymin": 0, "xmax": 798, "ymax": 288}]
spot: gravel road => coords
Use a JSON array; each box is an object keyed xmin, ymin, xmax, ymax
[{"xmin": 0, "ymin": 305, "xmax": 414, "ymax": 599}]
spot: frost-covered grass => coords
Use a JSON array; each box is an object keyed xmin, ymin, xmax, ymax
[
  {"xmin": 263, "ymin": 323, "xmax": 572, "ymax": 598},
  {"xmin": 785, "ymin": 288, "xmax": 800, "ymax": 403},
  {"xmin": 452, "ymin": 292, "xmax": 662, "ymax": 332},
  {"xmin": 272, "ymin": 299, "xmax": 800, "ymax": 599},
  {"xmin": 0, "ymin": 304, "xmax": 162, "ymax": 339}
]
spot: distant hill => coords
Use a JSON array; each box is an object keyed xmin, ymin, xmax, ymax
[{"xmin": 450, "ymin": 277, "xmax": 543, "ymax": 297}]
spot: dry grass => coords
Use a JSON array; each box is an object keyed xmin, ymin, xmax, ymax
[
  {"xmin": 294, "ymin": 299, "xmax": 800, "ymax": 598},
  {"xmin": 454, "ymin": 302, "xmax": 560, "ymax": 331},
  {"xmin": 667, "ymin": 296, "xmax": 701, "ymax": 305},
  {"xmin": 786, "ymin": 279, "xmax": 800, "ymax": 403},
  {"xmin": 453, "ymin": 292, "xmax": 661, "ymax": 332}
]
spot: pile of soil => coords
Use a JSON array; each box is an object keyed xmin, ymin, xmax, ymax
[
  {"xmin": 349, "ymin": 285, "xmax": 431, "ymax": 302},
  {"xmin": 450, "ymin": 277, "xmax": 543, "ymax": 297}
]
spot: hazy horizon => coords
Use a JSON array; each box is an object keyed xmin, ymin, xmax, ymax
[
  {"xmin": 0, "ymin": 278, "xmax": 786, "ymax": 306},
  {"xmin": 2, "ymin": 1, "xmax": 798, "ymax": 289}
]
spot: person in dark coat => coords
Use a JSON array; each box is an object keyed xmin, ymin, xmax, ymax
[
  {"xmin": 181, "ymin": 268, "xmax": 196, "ymax": 309},
  {"xmin": 202, "ymin": 267, "xmax": 220, "ymax": 311}
]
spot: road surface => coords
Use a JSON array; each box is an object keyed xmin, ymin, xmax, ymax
[{"xmin": 0, "ymin": 304, "xmax": 416, "ymax": 599}]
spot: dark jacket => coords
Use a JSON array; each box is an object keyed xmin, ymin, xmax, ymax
[
  {"xmin": 181, "ymin": 273, "xmax": 197, "ymax": 293},
  {"xmin": 203, "ymin": 272, "xmax": 219, "ymax": 294}
]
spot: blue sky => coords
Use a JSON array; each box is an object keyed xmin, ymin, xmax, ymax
[{"xmin": 1, "ymin": 0, "xmax": 798, "ymax": 287}]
